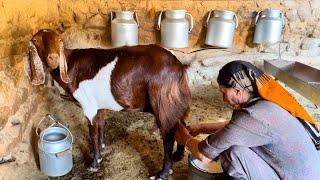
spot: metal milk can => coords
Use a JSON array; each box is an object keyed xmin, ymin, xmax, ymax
[
  {"xmin": 205, "ymin": 10, "xmax": 238, "ymax": 48},
  {"xmin": 111, "ymin": 11, "xmax": 139, "ymax": 47},
  {"xmin": 36, "ymin": 115, "xmax": 73, "ymax": 177},
  {"xmin": 157, "ymin": 9, "xmax": 194, "ymax": 48},
  {"xmin": 253, "ymin": 9, "xmax": 284, "ymax": 44}
]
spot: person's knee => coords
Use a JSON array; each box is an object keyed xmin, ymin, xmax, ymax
[
  {"xmin": 220, "ymin": 146, "xmax": 250, "ymax": 179},
  {"xmin": 225, "ymin": 146, "xmax": 249, "ymax": 157},
  {"xmin": 220, "ymin": 146, "xmax": 250, "ymax": 169}
]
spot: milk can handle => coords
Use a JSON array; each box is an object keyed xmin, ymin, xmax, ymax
[
  {"xmin": 255, "ymin": 11, "xmax": 262, "ymax": 25},
  {"xmin": 36, "ymin": 114, "xmax": 54, "ymax": 137},
  {"xmin": 234, "ymin": 14, "xmax": 239, "ymax": 29},
  {"xmin": 186, "ymin": 12, "xmax": 194, "ymax": 32},
  {"xmin": 134, "ymin": 11, "xmax": 140, "ymax": 27},
  {"xmin": 157, "ymin": 10, "xmax": 163, "ymax": 30},
  {"xmin": 280, "ymin": 12, "xmax": 285, "ymax": 29},
  {"xmin": 48, "ymin": 115, "xmax": 74, "ymax": 145},
  {"xmin": 36, "ymin": 114, "xmax": 73, "ymax": 145},
  {"xmin": 205, "ymin": 10, "xmax": 213, "ymax": 27},
  {"xmin": 110, "ymin": 11, "xmax": 114, "ymax": 21}
]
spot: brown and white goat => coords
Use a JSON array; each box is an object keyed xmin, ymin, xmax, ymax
[{"xmin": 25, "ymin": 29, "xmax": 191, "ymax": 179}]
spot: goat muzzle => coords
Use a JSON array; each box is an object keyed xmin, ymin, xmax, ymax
[{"xmin": 47, "ymin": 53, "xmax": 59, "ymax": 69}]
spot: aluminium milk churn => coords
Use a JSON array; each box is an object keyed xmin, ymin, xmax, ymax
[
  {"xmin": 253, "ymin": 9, "xmax": 284, "ymax": 44},
  {"xmin": 205, "ymin": 10, "xmax": 238, "ymax": 48},
  {"xmin": 111, "ymin": 11, "xmax": 139, "ymax": 47},
  {"xmin": 157, "ymin": 9, "xmax": 194, "ymax": 48},
  {"xmin": 36, "ymin": 114, "xmax": 73, "ymax": 177}
]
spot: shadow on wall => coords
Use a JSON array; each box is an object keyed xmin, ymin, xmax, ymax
[
  {"xmin": 245, "ymin": 11, "xmax": 258, "ymax": 48},
  {"xmin": 154, "ymin": 10, "xmax": 162, "ymax": 45},
  {"xmin": 195, "ymin": 11, "xmax": 210, "ymax": 48},
  {"xmin": 9, "ymin": 25, "xmax": 33, "ymax": 67},
  {"xmin": 105, "ymin": 13, "xmax": 112, "ymax": 46},
  {"xmin": 30, "ymin": 126, "xmax": 40, "ymax": 170}
]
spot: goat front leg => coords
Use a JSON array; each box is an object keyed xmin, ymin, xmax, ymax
[
  {"xmin": 89, "ymin": 116, "xmax": 106, "ymax": 158},
  {"xmin": 98, "ymin": 114, "xmax": 106, "ymax": 150},
  {"xmin": 88, "ymin": 111, "xmax": 103, "ymax": 172},
  {"xmin": 151, "ymin": 131, "xmax": 175, "ymax": 180}
]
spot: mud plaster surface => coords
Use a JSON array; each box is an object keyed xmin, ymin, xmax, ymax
[{"xmin": 0, "ymin": 84, "xmax": 319, "ymax": 180}]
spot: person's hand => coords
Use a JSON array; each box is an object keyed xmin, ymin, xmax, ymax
[
  {"xmin": 175, "ymin": 123, "xmax": 192, "ymax": 145},
  {"xmin": 187, "ymin": 124, "xmax": 202, "ymax": 137},
  {"xmin": 175, "ymin": 124, "xmax": 212, "ymax": 163},
  {"xmin": 186, "ymin": 138, "xmax": 212, "ymax": 163}
]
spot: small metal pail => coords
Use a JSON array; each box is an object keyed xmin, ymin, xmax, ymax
[
  {"xmin": 36, "ymin": 114, "xmax": 73, "ymax": 177},
  {"xmin": 188, "ymin": 154, "xmax": 227, "ymax": 180}
]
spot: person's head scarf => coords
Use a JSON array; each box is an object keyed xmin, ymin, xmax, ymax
[{"xmin": 217, "ymin": 60, "xmax": 315, "ymax": 125}]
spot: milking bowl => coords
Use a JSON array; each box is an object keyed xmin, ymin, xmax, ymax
[
  {"xmin": 253, "ymin": 9, "xmax": 284, "ymax": 44},
  {"xmin": 188, "ymin": 154, "xmax": 227, "ymax": 180},
  {"xmin": 205, "ymin": 10, "xmax": 238, "ymax": 48},
  {"xmin": 37, "ymin": 115, "xmax": 73, "ymax": 177}
]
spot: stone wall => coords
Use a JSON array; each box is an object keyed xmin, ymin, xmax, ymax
[{"xmin": 0, "ymin": 0, "xmax": 319, "ymax": 157}]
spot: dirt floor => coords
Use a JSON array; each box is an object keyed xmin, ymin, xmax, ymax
[{"xmin": 0, "ymin": 83, "xmax": 319, "ymax": 180}]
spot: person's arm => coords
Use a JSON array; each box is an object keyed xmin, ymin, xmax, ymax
[
  {"xmin": 176, "ymin": 110, "xmax": 272, "ymax": 161},
  {"xmin": 175, "ymin": 123, "xmax": 212, "ymax": 163},
  {"xmin": 198, "ymin": 111, "xmax": 272, "ymax": 160},
  {"xmin": 187, "ymin": 120, "xmax": 230, "ymax": 136}
]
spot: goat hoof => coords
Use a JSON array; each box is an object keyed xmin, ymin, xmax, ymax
[
  {"xmin": 88, "ymin": 157, "xmax": 102, "ymax": 172},
  {"xmin": 87, "ymin": 166, "xmax": 99, "ymax": 172},
  {"xmin": 149, "ymin": 169, "xmax": 173, "ymax": 180},
  {"xmin": 149, "ymin": 176, "xmax": 166, "ymax": 180},
  {"xmin": 101, "ymin": 143, "xmax": 106, "ymax": 149},
  {"xmin": 97, "ymin": 157, "xmax": 103, "ymax": 164}
]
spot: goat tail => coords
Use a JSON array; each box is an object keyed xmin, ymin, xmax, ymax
[
  {"xmin": 149, "ymin": 68, "xmax": 191, "ymax": 137},
  {"xmin": 180, "ymin": 65, "xmax": 192, "ymax": 119}
]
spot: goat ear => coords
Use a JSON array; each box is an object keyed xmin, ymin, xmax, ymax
[
  {"xmin": 24, "ymin": 41, "xmax": 45, "ymax": 85},
  {"xmin": 59, "ymin": 41, "xmax": 71, "ymax": 83},
  {"xmin": 24, "ymin": 46, "xmax": 32, "ymax": 80}
]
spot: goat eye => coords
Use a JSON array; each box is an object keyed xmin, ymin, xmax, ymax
[{"xmin": 32, "ymin": 39, "xmax": 37, "ymax": 43}]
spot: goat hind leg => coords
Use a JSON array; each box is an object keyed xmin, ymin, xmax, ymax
[
  {"xmin": 152, "ymin": 131, "xmax": 175, "ymax": 180},
  {"xmin": 172, "ymin": 122, "xmax": 187, "ymax": 162},
  {"xmin": 172, "ymin": 144, "xmax": 185, "ymax": 162},
  {"xmin": 87, "ymin": 118, "xmax": 105, "ymax": 157}
]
